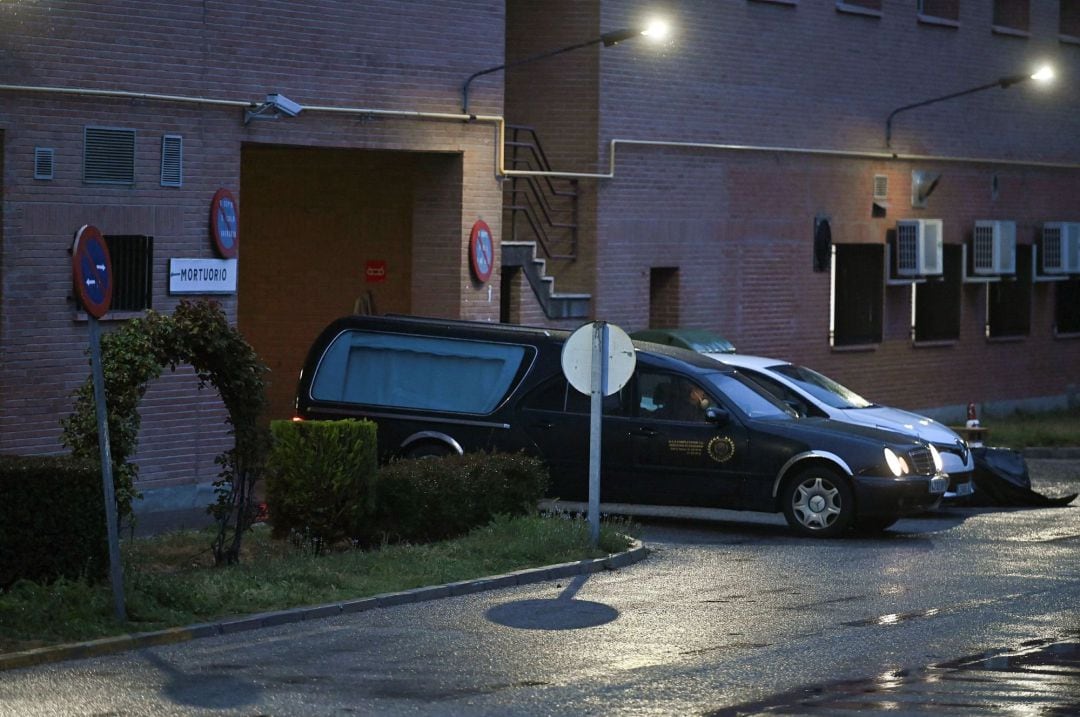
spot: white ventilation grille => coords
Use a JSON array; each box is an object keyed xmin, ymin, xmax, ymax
[
  {"xmin": 34, "ymin": 147, "xmax": 55, "ymax": 180},
  {"xmin": 1042, "ymin": 222, "xmax": 1080, "ymax": 274},
  {"xmin": 873, "ymin": 174, "xmax": 888, "ymax": 201},
  {"xmin": 160, "ymin": 134, "xmax": 183, "ymax": 187},
  {"xmin": 972, "ymin": 220, "xmax": 1016, "ymax": 275},
  {"xmin": 84, "ymin": 127, "xmax": 136, "ymax": 185},
  {"xmin": 895, "ymin": 219, "xmax": 943, "ymax": 276}
]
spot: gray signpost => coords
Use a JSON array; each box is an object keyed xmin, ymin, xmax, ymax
[
  {"xmin": 72, "ymin": 225, "xmax": 126, "ymax": 622},
  {"xmin": 561, "ymin": 322, "xmax": 636, "ymax": 545}
]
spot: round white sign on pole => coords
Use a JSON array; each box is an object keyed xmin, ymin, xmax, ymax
[{"xmin": 562, "ymin": 321, "xmax": 636, "ymax": 396}]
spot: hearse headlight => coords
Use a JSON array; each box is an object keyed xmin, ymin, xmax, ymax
[
  {"xmin": 929, "ymin": 443, "xmax": 943, "ymax": 472},
  {"xmin": 884, "ymin": 447, "xmax": 909, "ymax": 477}
]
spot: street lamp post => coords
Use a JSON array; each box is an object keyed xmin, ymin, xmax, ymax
[
  {"xmin": 885, "ymin": 65, "xmax": 1054, "ymax": 147},
  {"xmin": 461, "ymin": 23, "xmax": 668, "ymax": 115}
]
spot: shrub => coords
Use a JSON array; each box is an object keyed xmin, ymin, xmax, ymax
[
  {"xmin": 372, "ymin": 452, "xmax": 549, "ymax": 544},
  {"xmin": 264, "ymin": 419, "xmax": 378, "ymax": 554},
  {"xmin": 0, "ymin": 455, "xmax": 108, "ymax": 589}
]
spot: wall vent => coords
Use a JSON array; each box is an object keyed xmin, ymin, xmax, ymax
[
  {"xmin": 1041, "ymin": 222, "xmax": 1080, "ymax": 274},
  {"xmin": 873, "ymin": 174, "xmax": 888, "ymax": 201},
  {"xmin": 34, "ymin": 147, "xmax": 55, "ymax": 180},
  {"xmin": 895, "ymin": 219, "xmax": 943, "ymax": 276},
  {"xmin": 84, "ymin": 126, "xmax": 136, "ymax": 185},
  {"xmin": 160, "ymin": 134, "xmax": 183, "ymax": 187},
  {"xmin": 971, "ymin": 220, "xmax": 1016, "ymax": 275}
]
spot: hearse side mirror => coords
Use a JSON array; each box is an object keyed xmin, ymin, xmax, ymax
[
  {"xmin": 784, "ymin": 399, "xmax": 805, "ymax": 417},
  {"xmin": 705, "ymin": 406, "xmax": 729, "ymax": 424}
]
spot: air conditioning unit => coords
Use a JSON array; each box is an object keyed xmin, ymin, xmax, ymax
[
  {"xmin": 895, "ymin": 219, "xmax": 943, "ymax": 277},
  {"xmin": 971, "ymin": 220, "xmax": 1016, "ymax": 275},
  {"xmin": 1041, "ymin": 222, "xmax": 1080, "ymax": 274}
]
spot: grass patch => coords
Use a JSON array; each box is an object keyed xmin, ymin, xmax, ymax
[
  {"xmin": 982, "ymin": 407, "xmax": 1080, "ymax": 449},
  {"xmin": 0, "ymin": 514, "xmax": 636, "ymax": 655}
]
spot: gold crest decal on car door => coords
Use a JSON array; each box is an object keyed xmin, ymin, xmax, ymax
[{"xmin": 707, "ymin": 436, "xmax": 736, "ymax": 463}]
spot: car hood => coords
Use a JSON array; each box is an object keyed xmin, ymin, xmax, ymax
[
  {"xmin": 832, "ymin": 405, "xmax": 962, "ymax": 445},
  {"xmin": 756, "ymin": 415, "xmax": 925, "ymax": 451}
]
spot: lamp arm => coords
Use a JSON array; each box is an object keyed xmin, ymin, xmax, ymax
[
  {"xmin": 462, "ymin": 35, "xmax": 607, "ymax": 114},
  {"xmin": 885, "ymin": 78, "xmax": 1018, "ymax": 147}
]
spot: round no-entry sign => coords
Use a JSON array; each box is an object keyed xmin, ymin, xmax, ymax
[
  {"xmin": 562, "ymin": 322, "xmax": 636, "ymax": 396},
  {"xmin": 210, "ymin": 188, "xmax": 239, "ymax": 259},
  {"xmin": 72, "ymin": 225, "xmax": 113, "ymax": 318}
]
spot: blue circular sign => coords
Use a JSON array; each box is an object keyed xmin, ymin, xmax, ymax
[
  {"xmin": 72, "ymin": 225, "xmax": 113, "ymax": 318},
  {"xmin": 470, "ymin": 219, "xmax": 494, "ymax": 283},
  {"xmin": 210, "ymin": 188, "xmax": 239, "ymax": 259}
]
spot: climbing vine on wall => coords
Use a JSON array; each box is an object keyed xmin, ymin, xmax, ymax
[{"xmin": 61, "ymin": 300, "xmax": 269, "ymax": 565}]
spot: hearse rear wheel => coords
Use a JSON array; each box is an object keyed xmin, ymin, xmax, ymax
[{"xmin": 781, "ymin": 467, "xmax": 854, "ymax": 538}]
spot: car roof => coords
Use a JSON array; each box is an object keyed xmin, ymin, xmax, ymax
[
  {"xmin": 705, "ymin": 352, "xmax": 790, "ymax": 371},
  {"xmin": 629, "ymin": 328, "xmax": 737, "ymax": 354},
  {"xmin": 633, "ymin": 339, "xmax": 738, "ymax": 373}
]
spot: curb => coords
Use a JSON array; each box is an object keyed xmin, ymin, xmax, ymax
[
  {"xmin": 0, "ymin": 539, "xmax": 648, "ymax": 672},
  {"xmin": 1022, "ymin": 447, "xmax": 1080, "ymax": 460}
]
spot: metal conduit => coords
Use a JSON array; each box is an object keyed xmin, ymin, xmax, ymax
[{"xmin": 3, "ymin": 83, "xmax": 1080, "ymax": 179}]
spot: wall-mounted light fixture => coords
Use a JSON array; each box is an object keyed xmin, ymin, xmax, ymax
[
  {"xmin": 885, "ymin": 64, "xmax": 1054, "ymax": 147},
  {"xmin": 244, "ymin": 93, "xmax": 304, "ymax": 125},
  {"xmin": 461, "ymin": 20, "xmax": 669, "ymax": 115}
]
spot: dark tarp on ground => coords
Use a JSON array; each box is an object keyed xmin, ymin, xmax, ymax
[{"xmin": 969, "ymin": 447, "xmax": 1077, "ymax": 507}]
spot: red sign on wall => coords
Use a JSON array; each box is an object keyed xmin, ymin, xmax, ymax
[{"xmin": 365, "ymin": 260, "xmax": 387, "ymax": 283}]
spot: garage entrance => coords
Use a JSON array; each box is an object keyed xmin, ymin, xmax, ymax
[{"xmin": 238, "ymin": 145, "xmax": 463, "ymax": 422}]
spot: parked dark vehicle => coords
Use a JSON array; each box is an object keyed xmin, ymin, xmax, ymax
[{"xmin": 295, "ymin": 316, "xmax": 947, "ymax": 537}]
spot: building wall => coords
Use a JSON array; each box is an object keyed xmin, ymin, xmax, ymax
[
  {"xmin": 570, "ymin": 0, "xmax": 1080, "ymax": 414},
  {"xmin": 0, "ymin": 2, "xmax": 507, "ymax": 491}
]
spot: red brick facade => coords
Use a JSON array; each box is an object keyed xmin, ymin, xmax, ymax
[{"xmin": 2, "ymin": 1, "xmax": 1079, "ymax": 501}]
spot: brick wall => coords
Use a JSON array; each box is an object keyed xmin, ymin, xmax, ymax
[{"xmin": 0, "ymin": 1, "xmax": 506, "ymax": 488}]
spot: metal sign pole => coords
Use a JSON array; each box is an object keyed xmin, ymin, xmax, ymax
[
  {"xmin": 587, "ymin": 321, "xmax": 608, "ymax": 546},
  {"xmin": 88, "ymin": 315, "xmax": 126, "ymax": 622}
]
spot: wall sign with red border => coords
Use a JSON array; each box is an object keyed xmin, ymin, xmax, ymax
[
  {"xmin": 72, "ymin": 225, "xmax": 113, "ymax": 318},
  {"xmin": 209, "ymin": 188, "xmax": 239, "ymax": 259},
  {"xmin": 469, "ymin": 219, "xmax": 494, "ymax": 283}
]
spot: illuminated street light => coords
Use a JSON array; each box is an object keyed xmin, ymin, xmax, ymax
[
  {"xmin": 885, "ymin": 64, "xmax": 1054, "ymax": 147},
  {"xmin": 461, "ymin": 21, "xmax": 669, "ymax": 115}
]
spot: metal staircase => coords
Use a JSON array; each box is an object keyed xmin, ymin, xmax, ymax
[{"xmin": 502, "ymin": 125, "xmax": 590, "ymax": 319}]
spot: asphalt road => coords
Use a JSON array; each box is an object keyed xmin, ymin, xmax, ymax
[{"xmin": 0, "ymin": 460, "xmax": 1077, "ymax": 716}]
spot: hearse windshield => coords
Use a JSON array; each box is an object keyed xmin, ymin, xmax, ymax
[
  {"xmin": 309, "ymin": 330, "xmax": 530, "ymax": 414},
  {"xmin": 704, "ymin": 371, "xmax": 794, "ymax": 420}
]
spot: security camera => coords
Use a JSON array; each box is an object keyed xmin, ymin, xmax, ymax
[{"xmin": 266, "ymin": 93, "xmax": 302, "ymax": 117}]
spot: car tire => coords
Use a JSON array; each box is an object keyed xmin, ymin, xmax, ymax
[
  {"xmin": 403, "ymin": 441, "xmax": 452, "ymax": 460},
  {"xmin": 781, "ymin": 466, "xmax": 854, "ymax": 538},
  {"xmin": 851, "ymin": 516, "xmax": 898, "ymax": 535}
]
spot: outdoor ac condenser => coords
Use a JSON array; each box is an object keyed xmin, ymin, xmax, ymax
[
  {"xmin": 1041, "ymin": 222, "xmax": 1080, "ymax": 274},
  {"xmin": 972, "ymin": 220, "xmax": 1016, "ymax": 275},
  {"xmin": 895, "ymin": 219, "xmax": 943, "ymax": 277}
]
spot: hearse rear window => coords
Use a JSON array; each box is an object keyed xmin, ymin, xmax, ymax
[{"xmin": 310, "ymin": 331, "xmax": 530, "ymax": 414}]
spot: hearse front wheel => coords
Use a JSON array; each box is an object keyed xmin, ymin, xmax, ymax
[{"xmin": 781, "ymin": 467, "xmax": 854, "ymax": 538}]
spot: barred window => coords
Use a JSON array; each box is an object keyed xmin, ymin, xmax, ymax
[{"xmin": 104, "ymin": 235, "xmax": 154, "ymax": 312}]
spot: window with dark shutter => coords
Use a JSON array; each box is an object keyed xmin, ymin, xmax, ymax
[
  {"xmin": 1054, "ymin": 279, "xmax": 1080, "ymax": 335},
  {"xmin": 987, "ymin": 245, "xmax": 1031, "ymax": 338},
  {"xmin": 918, "ymin": 0, "xmax": 959, "ymax": 22},
  {"xmin": 1062, "ymin": 0, "xmax": 1080, "ymax": 37},
  {"xmin": 832, "ymin": 244, "xmax": 883, "ymax": 347},
  {"xmin": 914, "ymin": 245, "xmax": 961, "ymax": 342}
]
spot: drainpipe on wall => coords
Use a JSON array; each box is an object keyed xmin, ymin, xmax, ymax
[{"xmin": 3, "ymin": 84, "xmax": 1080, "ymax": 180}]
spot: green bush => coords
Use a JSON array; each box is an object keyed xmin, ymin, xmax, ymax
[
  {"xmin": 264, "ymin": 419, "xmax": 378, "ymax": 553},
  {"xmin": 0, "ymin": 455, "xmax": 108, "ymax": 589},
  {"xmin": 372, "ymin": 452, "xmax": 549, "ymax": 544}
]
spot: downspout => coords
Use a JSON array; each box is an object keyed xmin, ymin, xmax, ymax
[{"xmin": 3, "ymin": 83, "xmax": 1080, "ymax": 178}]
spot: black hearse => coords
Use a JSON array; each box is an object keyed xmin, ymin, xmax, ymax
[{"xmin": 295, "ymin": 315, "xmax": 947, "ymax": 537}]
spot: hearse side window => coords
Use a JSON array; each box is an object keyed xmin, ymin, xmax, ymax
[
  {"xmin": 310, "ymin": 331, "xmax": 529, "ymax": 414},
  {"xmin": 525, "ymin": 376, "xmax": 622, "ymax": 415}
]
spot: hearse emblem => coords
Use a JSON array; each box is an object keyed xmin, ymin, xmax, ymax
[{"xmin": 707, "ymin": 436, "xmax": 736, "ymax": 463}]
